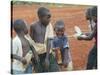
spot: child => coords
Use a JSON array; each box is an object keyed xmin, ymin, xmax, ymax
[
  {"xmin": 11, "ymin": 19, "xmax": 39, "ymax": 74},
  {"xmin": 52, "ymin": 20, "xmax": 73, "ymax": 71},
  {"xmin": 77, "ymin": 6, "xmax": 97, "ymax": 69},
  {"xmin": 85, "ymin": 8, "xmax": 95, "ymax": 32},
  {"xmin": 30, "ymin": 7, "xmax": 60, "ymax": 72}
]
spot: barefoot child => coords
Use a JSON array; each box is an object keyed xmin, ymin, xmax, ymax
[
  {"xmin": 30, "ymin": 7, "xmax": 59, "ymax": 72},
  {"xmin": 77, "ymin": 6, "xmax": 97, "ymax": 69},
  {"xmin": 52, "ymin": 20, "xmax": 73, "ymax": 71},
  {"xmin": 11, "ymin": 19, "xmax": 39, "ymax": 74}
]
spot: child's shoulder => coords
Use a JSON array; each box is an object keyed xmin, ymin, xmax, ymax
[
  {"xmin": 53, "ymin": 36, "xmax": 58, "ymax": 41},
  {"xmin": 53, "ymin": 35, "xmax": 67, "ymax": 40},
  {"xmin": 62, "ymin": 35, "xmax": 68, "ymax": 39},
  {"xmin": 30, "ymin": 21, "xmax": 40, "ymax": 27}
]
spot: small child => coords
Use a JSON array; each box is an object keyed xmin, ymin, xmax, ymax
[
  {"xmin": 12, "ymin": 19, "xmax": 39, "ymax": 74},
  {"xmin": 52, "ymin": 20, "xmax": 73, "ymax": 71},
  {"xmin": 77, "ymin": 6, "xmax": 97, "ymax": 69}
]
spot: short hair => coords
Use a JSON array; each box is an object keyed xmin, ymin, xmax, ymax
[
  {"xmin": 37, "ymin": 7, "xmax": 50, "ymax": 17},
  {"xmin": 54, "ymin": 20, "xmax": 65, "ymax": 32},
  {"xmin": 13, "ymin": 19, "xmax": 26, "ymax": 33},
  {"xmin": 91, "ymin": 6, "xmax": 97, "ymax": 17},
  {"xmin": 86, "ymin": 8, "xmax": 92, "ymax": 20}
]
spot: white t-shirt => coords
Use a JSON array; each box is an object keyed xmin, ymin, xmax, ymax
[{"xmin": 12, "ymin": 35, "xmax": 23, "ymax": 71}]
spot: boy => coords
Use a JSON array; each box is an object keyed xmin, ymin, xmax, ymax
[
  {"xmin": 53, "ymin": 20, "xmax": 73, "ymax": 71},
  {"xmin": 11, "ymin": 19, "xmax": 39, "ymax": 74},
  {"xmin": 30, "ymin": 7, "xmax": 59, "ymax": 72}
]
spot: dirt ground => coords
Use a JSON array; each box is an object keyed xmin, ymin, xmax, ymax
[{"xmin": 12, "ymin": 4, "xmax": 95, "ymax": 71}]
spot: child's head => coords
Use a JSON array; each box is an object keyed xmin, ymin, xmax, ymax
[
  {"xmin": 85, "ymin": 8, "xmax": 92, "ymax": 20},
  {"xmin": 54, "ymin": 20, "xmax": 65, "ymax": 37},
  {"xmin": 37, "ymin": 7, "xmax": 51, "ymax": 26},
  {"xmin": 91, "ymin": 6, "xmax": 97, "ymax": 23},
  {"xmin": 13, "ymin": 19, "xmax": 28, "ymax": 34}
]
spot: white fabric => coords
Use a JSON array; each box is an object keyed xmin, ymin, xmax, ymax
[
  {"xmin": 12, "ymin": 35, "xmax": 23, "ymax": 71},
  {"xmin": 44, "ymin": 23, "xmax": 54, "ymax": 41},
  {"xmin": 25, "ymin": 34, "xmax": 46, "ymax": 54},
  {"xmin": 66, "ymin": 61, "xmax": 73, "ymax": 71},
  {"xmin": 44, "ymin": 23, "xmax": 54, "ymax": 53}
]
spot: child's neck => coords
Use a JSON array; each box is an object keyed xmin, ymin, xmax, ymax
[
  {"xmin": 57, "ymin": 34, "xmax": 64, "ymax": 37},
  {"xmin": 17, "ymin": 32, "xmax": 25, "ymax": 38},
  {"xmin": 57, "ymin": 35, "xmax": 63, "ymax": 38}
]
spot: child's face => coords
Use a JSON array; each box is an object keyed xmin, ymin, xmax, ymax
[
  {"xmin": 40, "ymin": 12, "xmax": 51, "ymax": 26},
  {"xmin": 23, "ymin": 24, "xmax": 28, "ymax": 35},
  {"xmin": 92, "ymin": 16, "xmax": 97, "ymax": 23},
  {"xmin": 86, "ymin": 14, "xmax": 91, "ymax": 20},
  {"xmin": 56, "ymin": 28, "xmax": 64, "ymax": 37}
]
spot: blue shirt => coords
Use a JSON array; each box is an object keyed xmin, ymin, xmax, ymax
[{"xmin": 52, "ymin": 35, "xmax": 69, "ymax": 51}]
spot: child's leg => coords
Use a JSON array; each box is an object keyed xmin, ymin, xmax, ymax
[
  {"xmin": 62, "ymin": 49, "xmax": 73, "ymax": 71},
  {"xmin": 49, "ymin": 53, "xmax": 60, "ymax": 72},
  {"xmin": 60, "ymin": 50, "xmax": 67, "ymax": 71},
  {"xmin": 12, "ymin": 70, "xmax": 24, "ymax": 74},
  {"xmin": 86, "ymin": 44, "xmax": 97, "ymax": 69},
  {"xmin": 66, "ymin": 61, "xmax": 73, "ymax": 71},
  {"xmin": 25, "ymin": 63, "xmax": 33, "ymax": 73}
]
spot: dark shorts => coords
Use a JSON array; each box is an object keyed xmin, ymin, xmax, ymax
[
  {"xmin": 87, "ymin": 44, "xmax": 97, "ymax": 69},
  {"xmin": 32, "ymin": 53, "xmax": 60, "ymax": 73}
]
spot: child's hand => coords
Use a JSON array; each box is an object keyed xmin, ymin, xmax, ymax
[
  {"xmin": 63, "ymin": 64, "xmax": 67, "ymax": 68},
  {"xmin": 34, "ymin": 53, "xmax": 40, "ymax": 62},
  {"xmin": 77, "ymin": 34, "xmax": 87, "ymax": 40},
  {"xmin": 63, "ymin": 59, "xmax": 68, "ymax": 67},
  {"xmin": 55, "ymin": 47, "xmax": 60, "ymax": 50},
  {"xmin": 63, "ymin": 49, "xmax": 69, "ymax": 67},
  {"xmin": 21, "ymin": 58, "xmax": 27, "ymax": 65},
  {"xmin": 77, "ymin": 36, "xmax": 83, "ymax": 40}
]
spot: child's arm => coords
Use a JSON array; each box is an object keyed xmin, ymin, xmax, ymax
[
  {"xmin": 84, "ymin": 32, "xmax": 91, "ymax": 36},
  {"xmin": 11, "ymin": 54, "xmax": 27, "ymax": 65},
  {"xmin": 30, "ymin": 44, "xmax": 39, "ymax": 62},
  {"xmin": 63, "ymin": 36, "xmax": 70, "ymax": 66},
  {"xmin": 30, "ymin": 25, "xmax": 35, "ymax": 40},
  {"xmin": 25, "ymin": 34, "xmax": 40, "ymax": 62},
  {"xmin": 63, "ymin": 48, "xmax": 69, "ymax": 67},
  {"xmin": 12, "ymin": 39, "xmax": 27, "ymax": 65},
  {"xmin": 77, "ymin": 25, "xmax": 97, "ymax": 40},
  {"xmin": 46, "ymin": 38, "xmax": 52, "ymax": 59},
  {"xmin": 45, "ymin": 38, "xmax": 53, "ymax": 69}
]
